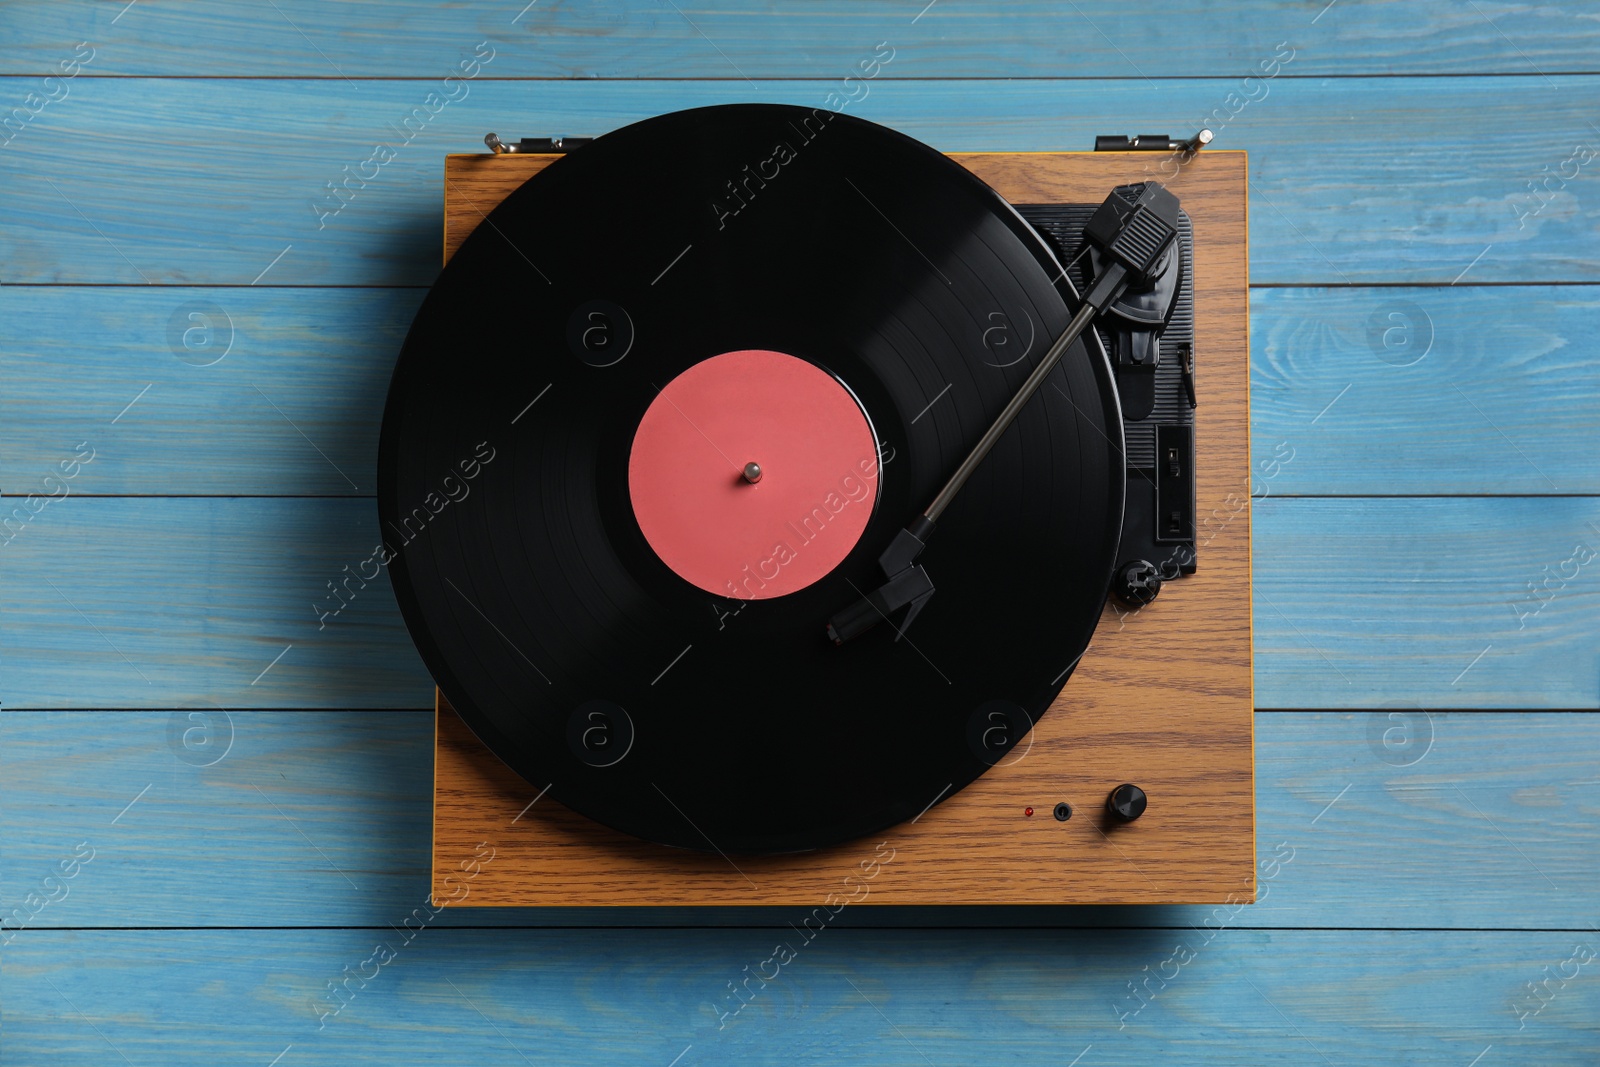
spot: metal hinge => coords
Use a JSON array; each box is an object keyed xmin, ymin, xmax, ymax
[
  {"xmin": 1094, "ymin": 129, "xmax": 1213, "ymax": 152},
  {"xmin": 484, "ymin": 133, "xmax": 594, "ymax": 154}
]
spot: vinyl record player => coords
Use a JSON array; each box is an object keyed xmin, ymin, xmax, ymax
[{"xmin": 382, "ymin": 108, "xmax": 1253, "ymax": 905}]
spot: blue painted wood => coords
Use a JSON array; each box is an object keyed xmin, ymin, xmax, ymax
[
  {"xmin": 1251, "ymin": 497, "xmax": 1600, "ymax": 709},
  {"xmin": 0, "ymin": 285, "xmax": 423, "ymax": 496},
  {"xmin": 6, "ymin": 3, "xmax": 1598, "ymax": 1063},
  {"xmin": 5, "ymin": 1, "xmax": 1599, "ymax": 78},
  {"xmin": 5, "ymin": 928, "xmax": 1596, "ymax": 1064},
  {"xmin": 3, "ymin": 711, "xmax": 1595, "ymax": 930},
  {"xmin": 1, "ymin": 499, "xmax": 432, "ymax": 709},
  {"xmin": 8, "ymin": 285, "xmax": 1600, "ymax": 497},
  {"xmin": 1250, "ymin": 286, "xmax": 1600, "ymax": 496},
  {"xmin": 5, "ymin": 497, "xmax": 1596, "ymax": 709},
  {"xmin": 5, "ymin": 76, "xmax": 1600, "ymax": 285}
]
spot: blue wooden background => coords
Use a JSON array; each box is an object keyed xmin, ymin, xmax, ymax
[{"xmin": 3, "ymin": 2, "xmax": 1598, "ymax": 1063}]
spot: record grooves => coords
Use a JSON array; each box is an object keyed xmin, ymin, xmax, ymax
[{"xmin": 379, "ymin": 104, "xmax": 1125, "ymax": 854}]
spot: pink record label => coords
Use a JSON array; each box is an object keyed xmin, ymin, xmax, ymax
[{"xmin": 628, "ymin": 349, "xmax": 880, "ymax": 599}]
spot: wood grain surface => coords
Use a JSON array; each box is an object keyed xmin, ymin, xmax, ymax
[
  {"xmin": 6, "ymin": 498, "xmax": 1599, "ymax": 710},
  {"xmin": 5, "ymin": 710, "xmax": 1592, "ymax": 929},
  {"xmin": 6, "ymin": 929, "xmax": 1597, "ymax": 1064},
  {"xmin": 5, "ymin": 1, "xmax": 1599, "ymax": 1062},
  {"xmin": 432, "ymin": 151, "xmax": 1254, "ymax": 905},
  {"xmin": 6, "ymin": 1, "xmax": 1600, "ymax": 77},
  {"xmin": 7, "ymin": 284, "xmax": 1599, "ymax": 497},
  {"xmin": 6, "ymin": 78, "xmax": 1600, "ymax": 285}
]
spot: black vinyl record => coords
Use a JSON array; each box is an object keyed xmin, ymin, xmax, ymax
[{"xmin": 378, "ymin": 104, "xmax": 1124, "ymax": 854}]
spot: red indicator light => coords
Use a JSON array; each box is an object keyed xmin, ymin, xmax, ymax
[{"xmin": 1024, "ymin": 806, "xmax": 1034, "ymax": 817}]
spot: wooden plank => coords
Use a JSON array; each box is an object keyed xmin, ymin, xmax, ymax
[
  {"xmin": 1, "ymin": 7, "xmax": 1588, "ymax": 1063},
  {"xmin": 5, "ymin": 1, "xmax": 1600, "ymax": 78},
  {"xmin": 6, "ymin": 284, "xmax": 1599, "ymax": 496},
  {"xmin": 5, "ymin": 77, "xmax": 1600, "ymax": 285},
  {"xmin": 4, "ymin": 929, "xmax": 1596, "ymax": 1063},
  {"xmin": 5, "ymin": 497, "xmax": 1598, "ymax": 709},
  {"xmin": 0, "ymin": 285, "xmax": 423, "ymax": 496},
  {"xmin": 1250, "ymin": 286, "xmax": 1600, "ymax": 496},
  {"xmin": 430, "ymin": 149, "xmax": 1254, "ymax": 907},
  {"xmin": 4, "ymin": 711, "xmax": 1596, "ymax": 929},
  {"xmin": 1251, "ymin": 497, "xmax": 1600, "ymax": 709},
  {"xmin": 0, "ymin": 498, "xmax": 433, "ymax": 709}
]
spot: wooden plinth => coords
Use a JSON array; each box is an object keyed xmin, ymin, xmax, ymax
[{"xmin": 432, "ymin": 149, "xmax": 1252, "ymax": 906}]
